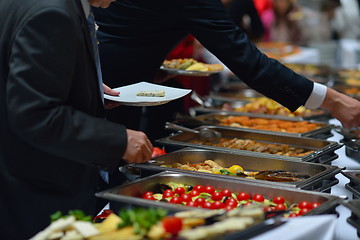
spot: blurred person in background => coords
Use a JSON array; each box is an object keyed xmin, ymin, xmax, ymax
[
  {"xmin": 223, "ymin": 0, "xmax": 265, "ymax": 41},
  {"xmin": 333, "ymin": 0, "xmax": 360, "ymax": 39},
  {"xmin": 261, "ymin": 0, "xmax": 304, "ymax": 44}
]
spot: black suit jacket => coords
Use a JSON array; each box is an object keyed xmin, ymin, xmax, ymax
[
  {"xmin": 94, "ymin": 0, "xmax": 313, "ymax": 112},
  {"xmin": 0, "ymin": 0, "xmax": 128, "ymax": 238}
]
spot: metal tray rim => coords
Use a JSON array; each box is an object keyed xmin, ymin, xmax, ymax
[
  {"xmin": 192, "ymin": 112, "xmax": 334, "ymax": 138},
  {"xmin": 132, "ymin": 148, "xmax": 342, "ymax": 189}
]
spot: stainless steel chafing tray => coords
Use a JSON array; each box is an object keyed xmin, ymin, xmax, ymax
[
  {"xmin": 336, "ymin": 127, "xmax": 360, "ymax": 162},
  {"xmin": 157, "ymin": 126, "xmax": 341, "ymax": 164},
  {"xmin": 341, "ymin": 170, "xmax": 360, "ymax": 199},
  {"xmin": 130, "ymin": 148, "xmax": 343, "ymax": 192},
  {"xmin": 342, "ymin": 199, "xmax": 360, "ymax": 237},
  {"xmin": 96, "ymin": 171, "xmax": 342, "ymax": 216},
  {"xmin": 185, "ymin": 112, "xmax": 335, "ymax": 139},
  {"xmin": 189, "ymin": 105, "xmax": 331, "ymax": 122}
]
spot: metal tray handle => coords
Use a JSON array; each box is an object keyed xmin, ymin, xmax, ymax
[
  {"xmin": 345, "ymin": 183, "xmax": 360, "ymax": 199},
  {"xmin": 311, "ymin": 178, "xmax": 339, "ymax": 192},
  {"xmin": 312, "ymin": 153, "xmax": 339, "ymax": 164}
]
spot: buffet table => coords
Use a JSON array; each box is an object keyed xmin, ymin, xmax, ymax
[{"xmin": 251, "ymin": 118, "xmax": 359, "ymax": 240}]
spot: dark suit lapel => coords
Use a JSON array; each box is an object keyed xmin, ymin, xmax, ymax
[
  {"xmin": 74, "ymin": 0, "xmax": 104, "ymax": 109},
  {"xmin": 74, "ymin": 0, "xmax": 96, "ymax": 66}
]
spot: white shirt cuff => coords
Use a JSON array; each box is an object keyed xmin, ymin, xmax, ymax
[{"xmin": 304, "ymin": 83, "xmax": 327, "ymax": 109}]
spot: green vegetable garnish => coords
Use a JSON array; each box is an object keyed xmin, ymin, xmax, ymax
[
  {"xmin": 50, "ymin": 210, "xmax": 92, "ymax": 223},
  {"xmin": 118, "ymin": 208, "xmax": 168, "ymax": 235}
]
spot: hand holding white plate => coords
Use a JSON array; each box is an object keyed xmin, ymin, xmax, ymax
[{"xmin": 104, "ymin": 82, "xmax": 192, "ymax": 107}]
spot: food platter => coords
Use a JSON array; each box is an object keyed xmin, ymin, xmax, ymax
[
  {"xmin": 160, "ymin": 66, "xmax": 222, "ymax": 77},
  {"xmin": 96, "ymin": 171, "xmax": 341, "ymax": 216},
  {"xmin": 185, "ymin": 112, "xmax": 335, "ymax": 139},
  {"xmin": 104, "ymin": 81, "xmax": 191, "ymax": 106},
  {"xmin": 160, "ymin": 58, "xmax": 224, "ymax": 77},
  {"xmin": 131, "ymin": 148, "xmax": 342, "ymax": 191},
  {"xmin": 189, "ymin": 96, "xmax": 330, "ymax": 121},
  {"xmin": 156, "ymin": 126, "xmax": 341, "ymax": 164}
]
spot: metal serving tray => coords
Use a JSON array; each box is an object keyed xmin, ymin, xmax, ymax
[
  {"xmin": 189, "ymin": 106, "xmax": 330, "ymax": 122},
  {"xmin": 342, "ymin": 200, "xmax": 360, "ymax": 238},
  {"xmin": 336, "ymin": 127, "xmax": 360, "ymax": 162},
  {"xmin": 131, "ymin": 148, "xmax": 342, "ymax": 192},
  {"xmin": 188, "ymin": 112, "xmax": 334, "ymax": 139},
  {"xmin": 157, "ymin": 126, "xmax": 341, "ymax": 164},
  {"xmin": 341, "ymin": 170, "xmax": 360, "ymax": 199},
  {"xmin": 96, "ymin": 171, "xmax": 341, "ymax": 216}
]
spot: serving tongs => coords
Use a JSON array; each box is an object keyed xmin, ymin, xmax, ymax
[
  {"xmin": 172, "ymin": 114, "xmax": 220, "ymax": 128},
  {"xmin": 191, "ymin": 91, "xmax": 214, "ymax": 108},
  {"xmin": 165, "ymin": 122, "xmax": 222, "ymax": 144}
]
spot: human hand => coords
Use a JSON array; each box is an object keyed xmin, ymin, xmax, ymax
[
  {"xmin": 103, "ymin": 83, "xmax": 122, "ymax": 109},
  {"xmin": 320, "ymin": 88, "xmax": 360, "ymax": 128},
  {"xmin": 122, "ymin": 129, "xmax": 153, "ymax": 163}
]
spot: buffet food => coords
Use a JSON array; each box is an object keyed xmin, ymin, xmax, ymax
[
  {"xmin": 218, "ymin": 116, "xmax": 321, "ymax": 133},
  {"xmin": 160, "ymin": 160, "xmax": 310, "ymax": 182},
  {"xmin": 232, "ymin": 97, "xmax": 316, "ymax": 117},
  {"xmin": 32, "ymin": 206, "xmax": 265, "ymax": 240},
  {"xmin": 256, "ymin": 42, "xmax": 301, "ymax": 59},
  {"xmin": 141, "ymin": 182, "xmax": 321, "ymax": 217},
  {"xmin": 189, "ymin": 137, "xmax": 314, "ymax": 157},
  {"xmin": 284, "ymin": 63, "xmax": 330, "ymax": 76},
  {"xmin": 336, "ymin": 69, "xmax": 360, "ymax": 86},
  {"xmin": 137, "ymin": 90, "xmax": 165, "ymax": 97},
  {"xmin": 162, "ymin": 58, "xmax": 224, "ymax": 72}
]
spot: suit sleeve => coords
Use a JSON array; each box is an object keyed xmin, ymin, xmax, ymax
[
  {"xmin": 6, "ymin": 7, "xmax": 127, "ymax": 172},
  {"xmin": 183, "ymin": 0, "xmax": 314, "ymax": 111}
]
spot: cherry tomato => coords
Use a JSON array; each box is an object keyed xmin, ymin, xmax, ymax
[
  {"xmin": 189, "ymin": 190, "xmax": 200, "ymax": 197},
  {"xmin": 237, "ymin": 192, "xmax": 251, "ymax": 201},
  {"xmin": 252, "ymin": 194, "xmax": 265, "ymax": 202},
  {"xmin": 186, "ymin": 201, "xmax": 196, "ymax": 207},
  {"xmin": 174, "ymin": 187, "xmax": 185, "ymax": 196},
  {"xmin": 143, "ymin": 194, "xmax": 155, "ymax": 201},
  {"xmin": 211, "ymin": 192, "xmax": 224, "ymax": 201},
  {"xmin": 311, "ymin": 202, "xmax": 321, "ymax": 209},
  {"xmin": 213, "ymin": 201, "xmax": 225, "ymax": 209},
  {"xmin": 273, "ymin": 196, "xmax": 285, "ymax": 205},
  {"xmin": 194, "ymin": 197, "xmax": 205, "ymax": 207},
  {"xmin": 204, "ymin": 186, "xmax": 215, "ymax": 195},
  {"xmin": 193, "ymin": 185, "xmax": 205, "ymax": 193},
  {"xmin": 162, "ymin": 189, "xmax": 174, "ymax": 198},
  {"xmin": 298, "ymin": 208, "xmax": 310, "ymax": 215},
  {"xmin": 141, "ymin": 191, "xmax": 153, "ymax": 198},
  {"xmin": 289, "ymin": 213, "xmax": 298, "ymax": 218},
  {"xmin": 263, "ymin": 206, "xmax": 274, "ymax": 212},
  {"xmin": 180, "ymin": 194, "xmax": 192, "ymax": 203},
  {"xmin": 170, "ymin": 196, "xmax": 182, "ymax": 204},
  {"xmin": 225, "ymin": 204, "xmax": 236, "ymax": 211},
  {"xmin": 224, "ymin": 198, "xmax": 237, "ymax": 205},
  {"xmin": 298, "ymin": 201, "xmax": 312, "ymax": 209},
  {"xmin": 203, "ymin": 201, "xmax": 214, "ymax": 209},
  {"xmin": 275, "ymin": 203, "xmax": 287, "ymax": 211},
  {"xmin": 152, "ymin": 147, "xmax": 166, "ymax": 158},
  {"xmin": 225, "ymin": 200, "xmax": 238, "ymax": 208},
  {"xmin": 162, "ymin": 217, "xmax": 182, "ymax": 235},
  {"xmin": 221, "ymin": 189, "xmax": 232, "ymax": 198}
]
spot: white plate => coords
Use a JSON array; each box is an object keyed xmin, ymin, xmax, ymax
[
  {"xmin": 160, "ymin": 66, "xmax": 222, "ymax": 77},
  {"xmin": 104, "ymin": 82, "xmax": 192, "ymax": 106}
]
